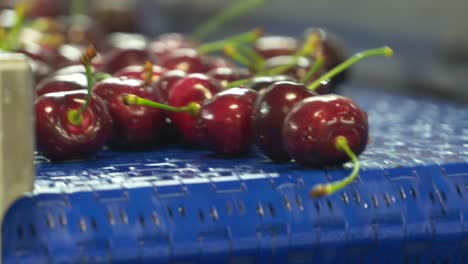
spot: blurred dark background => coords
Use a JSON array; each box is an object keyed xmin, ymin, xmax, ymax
[{"xmin": 3, "ymin": 0, "xmax": 468, "ymax": 103}]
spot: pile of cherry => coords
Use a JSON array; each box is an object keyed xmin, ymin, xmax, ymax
[{"xmin": 0, "ymin": 5, "xmax": 393, "ymax": 196}]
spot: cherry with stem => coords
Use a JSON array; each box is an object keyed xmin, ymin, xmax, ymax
[
  {"xmin": 67, "ymin": 46, "xmax": 96, "ymax": 125},
  {"xmin": 309, "ymin": 136, "xmax": 360, "ymax": 198}
]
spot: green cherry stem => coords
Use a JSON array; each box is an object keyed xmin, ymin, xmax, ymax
[
  {"xmin": 192, "ymin": 0, "xmax": 268, "ymax": 41},
  {"xmin": 300, "ymin": 51, "xmax": 325, "ymax": 84},
  {"xmin": 265, "ymin": 32, "xmax": 321, "ymax": 76},
  {"xmin": 224, "ymin": 44, "xmax": 253, "ymax": 69},
  {"xmin": 122, "ymin": 94, "xmax": 201, "ymax": 116},
  {"xmin": 237, "ymin": 45, "xmax": 265, "ymax": 72},
  {"xmin": 225, "ymin": 77, "xmax": 252, "ymax": 88},
  {"xmin": 4, "ymin": 4, "xmax": 27, "ymax": 51},
  {"xmin": 67, "ymin": 46, "xmax": 97, "ymax": 126},
  {"xmin": 0, "ymin": 27, "xmax": 6, "ymax": 50},
  {"xmin": 309, "ymin": 136, "xmax": 360, "ymax": 198},
  {"xmin": 198, "ymin": 28, "xmax": 262, "ymax": 54},
  {"xmin": 307, "ymin": 46, "xmax": 394, "ymax": 91}
]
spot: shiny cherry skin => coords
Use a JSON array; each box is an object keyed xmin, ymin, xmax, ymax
[
  {"xmin": 248, "ymin": 75, "xmax": 295, "ymax": 95},
  {"xmin": 103, "ymin": 48, "xmax": 151, "ymax": 74},
  {"xmin": 35, "ymin": 90, "xmax": 112, "ymax": 161},
  {"xmin": 158, "ymin": 48, "xmax": 205, "ymax": 73},
  {"xmin": 167, "ymin": 74, "xmax": 222, "ymax": 145},
  {"xmin": 254, "ymin": 81, "xmax": 317, "ymax": 161},
  {"xmin": 207, "ymin": 67, "xmax": 251, "ymax": 87},
  {"xmin": 115, "ymin": 64, "xmax": 167, "ymax": 82},
  {"xmin": 36, "ymin": 73, "xmax": 87, "ymax": 96},
  {"xmin": 93, "ymin": 78, "xmax": 165, "ymax": 149},
  {"xmin": 197, "ymin": 88, "xmax": 258, "ymax": 155},
  {"xmin": 153, "ymin": 70, "xmax": 187, "ymax": 103},
  {"xmin": 254, "ymin": 35, "xmax": 298, "ymax": 59},
  {"xmin": 283, "ymin": 94, "xmax": 368, "ymax": 166}
]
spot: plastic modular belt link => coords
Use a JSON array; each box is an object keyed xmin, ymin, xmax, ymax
[{"xmin": 0, "ymin": 54, "xmax": 35, "ymax": 263}]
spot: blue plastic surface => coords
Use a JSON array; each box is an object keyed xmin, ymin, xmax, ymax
[{"xmin": 3, "ymin": 87, "xmax": 468, "ymax": 263}]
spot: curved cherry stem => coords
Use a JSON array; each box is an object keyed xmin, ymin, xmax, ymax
[
  {"xmin": 192, "ymin": 0, "xmax": 268, "ymax": 41},
  {"xmin": 265, "ymin": 32, "xmax": 321, "ymax": 76},
  {"xmin": 122, "ymin": 94, "xmax": 201, "ymax": 116},
  {"xmin": 224, "ymin": 44, "xmax": 253, "ymax": 69},
  {"xmin": 198, "ymin": 28, "xmax": 262, "ymax": 54},
  {"xmin": 237, "ymin": 45, "xmax": 265, "ymax": 72},
  {"xmin": 3, "ymin": 4, "xmax": 27, "ymax": 51},
  {"xmin": 0, "ymin": 28, "xmax": 6, "ymax": 50},
  {"xmin": 67, "ymin": 46, "xmax": 96, "ymax": 126},
  {"xmin": 307, "ymin": 46, "xmax": 394, "ymax": 91},
  {"xmin": 309, "ymin": 136, "xmax": 360, "ymax": 198},
  {"xmin": 225, "ymin": 77, "xmax": 252, "ymax": 88},
  {"xmin": 300, "ymin": 51, "xmax": 325, "ymax": 84}
]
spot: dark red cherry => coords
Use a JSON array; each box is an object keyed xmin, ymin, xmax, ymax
[
  {"xmin": 115, "ymin": 64, "xmax": 167, "ymax": 82},
  {"xmin": 153, "ymin": 70, "xmax": 187, "ymax": 103},
  {"xmin": 254, "ymin": 81, "xmax": 317, "ymax": 161},
  {"xmin": 207, "ymin": 67, "xmax": 251, "ymax": 87},
  {"xmin": 197, "ymin": 88, "xmax": 258, "ymax": 155},
  {"xmin": 36, "ymin": 73, "xmax": 87, "ymax": 96},
  {"xmin": 282, "ymin": 94, "xmax": 368, "ymax": 166},
  {"xmin": 158, "ymin": 48, "xmax": 204, "ymax": 73},
  {"xmin": 35, "ymin": 90, "xmax": 112, "ymax": 161},
  {"xmin": 103, "ymin": 48, "xmax": 151, "ymax": 74},
  {"xmin": 167, "ymin": 74, "xmax": 222, "ymax": 145},
  {"xmin": 93, "ymin": 78, "xmax": 165, "ymax": 149},
  {"xmin": 254, "ymin": 35, "xmax": 298, "ymax": 59}
]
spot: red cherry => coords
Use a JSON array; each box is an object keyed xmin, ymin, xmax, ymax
[
  {"xmin": 254, "ymin": 35, "xmax": 298, "ymax": 59},
  {"xmin": 207, "ymin": 67, "xmax": 251, "ymax": 87},
  {"xmin": 153, "ymin": 70, "xmax": 187, "ymax": 103},
  {"xmin": 197, "ymin": 88, "xmax": 257, "ymax": 155},
  {"xmin": 35, "ymin": 90, "xmax": 112, "ymax": 161},
  {"xmin": 35, "ymin": 73, "xmax": 87, "ymax": 97},
  {"xmin": 103, "ymin": 48, "xmax": 151, "ymax": 74},
  {"xmin": 158, "ymin": 48, "xmax": 205, "ymax": 73},
  {"xmin": 167, "ymin": 74, "xmax": 222, "ymax": 145},
  {"xmin": 282, "ymin": 94, "xmax": 368, "ymax": 166},
  {"xmin": 93, "ymin": 77, "xmax": 165, "ymax": 149},
  {"xmin": 254, "ymin": 81, "xmax": 317, "ymax": 161}
]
